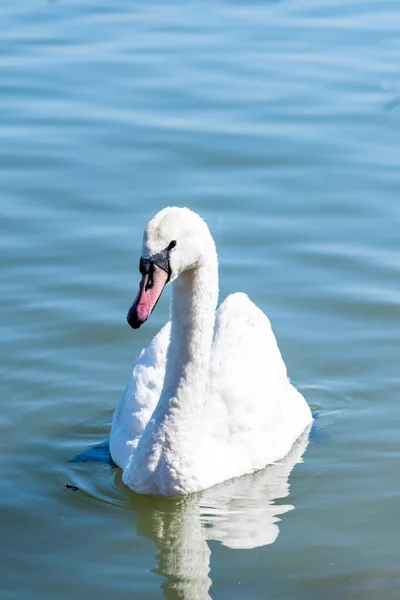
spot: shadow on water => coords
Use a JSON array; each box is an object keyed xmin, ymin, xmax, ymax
[
  {"xmin": 68, "ymin": 429, "xmax": 310, "ymax": 599},
  {"xmin": 69, "ymin": 440, "xmax": 115, "ymax": 465}
]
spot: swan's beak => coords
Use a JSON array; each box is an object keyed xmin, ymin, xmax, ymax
[{"xmin": 127, "ymin": 264, "xmax": 169, "ymax": 329}]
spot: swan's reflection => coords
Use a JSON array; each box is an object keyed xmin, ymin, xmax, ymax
[{"xmin": 130, "ymin": 428, "xmax": 310, "ymax": 599}]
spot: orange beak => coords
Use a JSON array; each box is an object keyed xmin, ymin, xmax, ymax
[{"xmin": 127, "ymin": 264, "xmax": 169, "ymax": 329}]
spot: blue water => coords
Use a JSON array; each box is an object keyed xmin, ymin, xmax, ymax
[{"xmin": 2, "ymin": 1, "xmax": 400, "ymax": 598}]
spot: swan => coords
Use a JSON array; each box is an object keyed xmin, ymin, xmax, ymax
[{"xmin": 110, "ymin": 207, "xmax": 312, "ymax": 496}]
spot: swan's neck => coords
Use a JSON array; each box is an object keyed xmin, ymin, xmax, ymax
[
  {"xmin": 135, "ymin": 252, "xmax": 218, "ymax": 494},
  {"xmin": 168, "ymin": 261, "xmax": 218, "ymax": 401}
]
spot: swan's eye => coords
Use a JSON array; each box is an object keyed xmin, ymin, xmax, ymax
[{"xmin": 168, "ymin": 240, "xmax": 177, "ymax": 251}]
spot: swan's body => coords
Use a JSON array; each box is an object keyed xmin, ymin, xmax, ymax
[{"xmin": 110, "ymin": 207, "xmax": 312, "ymax": 495}]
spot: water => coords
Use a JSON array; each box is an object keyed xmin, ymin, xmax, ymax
[{"xmin": 1, "ymin": 0, "xmax": 400, "ymax": 598}]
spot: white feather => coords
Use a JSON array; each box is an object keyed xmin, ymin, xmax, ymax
[{"xmin": 110, "ymin": 208, "xmax": 312, "ymax": 496}]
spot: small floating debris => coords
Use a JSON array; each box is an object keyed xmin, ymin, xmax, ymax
[{"xmin": 65, "ymin": 484, "xmax": 79, "ymax": 492}]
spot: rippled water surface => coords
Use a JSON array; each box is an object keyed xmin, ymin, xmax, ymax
[{"xmin": 2, "ymin": 1, "xmax": 400, "ymax": 598}]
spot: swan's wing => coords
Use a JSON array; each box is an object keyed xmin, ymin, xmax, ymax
[
  {"xmin": 110, "ymin": 322, "xmax": 170, "ymax": 469},
  {"xmin": 202, "ymin": 293, "xmax": 311, "ymax": 479}
]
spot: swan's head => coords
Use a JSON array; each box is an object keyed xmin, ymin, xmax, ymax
[{"xmin": 127, "ymin": 207, "xmax": 215, "ymax": 329}]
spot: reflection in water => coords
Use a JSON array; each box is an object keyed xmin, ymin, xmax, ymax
[{"xmin": 128, "ymin": 429, "xmax": 310, "ymax": 599}]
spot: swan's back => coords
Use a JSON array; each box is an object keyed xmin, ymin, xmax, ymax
[{"xmin": 198, "ymin": 293, "xmax": 311, "ymax": 487}]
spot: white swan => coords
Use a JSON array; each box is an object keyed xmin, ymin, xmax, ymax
[{"xmin": 110, "ymin": 207, "xmax": 312, "ymax": 496}]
